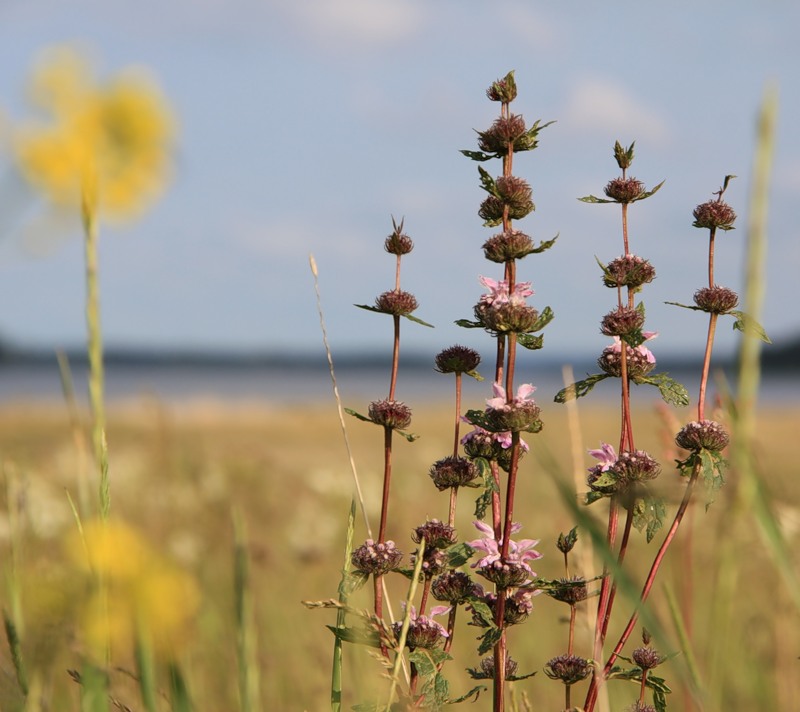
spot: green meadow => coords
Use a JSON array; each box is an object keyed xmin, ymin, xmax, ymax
[{"xmin": 1, "ymin": 395, "xmax": 797, "ymax": 710}]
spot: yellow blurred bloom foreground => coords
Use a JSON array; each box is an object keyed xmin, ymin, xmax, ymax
[
  {"xmin": 66, "ymin": 518, "xmax": 199, "ymax": 660},
  {"xmin": 14, "ymin": 46, "xmax": 174, "ymax": 219}
]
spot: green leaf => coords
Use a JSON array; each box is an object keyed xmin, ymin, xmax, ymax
[
  {"xmin": 445, "ymin": 542, "xmax": 475, "ymax": 569},
  {"xmin": 507, "ymin": 669, "xmax": 538, "ymax": 682},
  {"xmin": 699, "ymin": 449, "xmax": 726, "ymax": 508},
  {"xmin": 343, "ymin": 571, "xmax": 370, "ymax": 595},
  {"xmin": 403, "ymin": 313, "xmax": 435, "ymax": 328},
  {"xmin": 516, "ymin": 333, "xmax": 544, "ymax": 350},
  {"xmin": 353, "ymin": 303, "xmax": 386, "ymax": 313},
  {"xmin": 478, "ymin": 166, "xmax": 500, "ymax": 197},
  {"xmin": 326, "ymin": 625, "xmax": 380, "ymax": 648},
  {"xmin": 465, "ymin": 369, "xmax": 484, "ymax": 381},
  {"xmin": 632, "ymin": 494, "xmax": 667, "ymax": 543},
  {"xmin": 665, "ymin": 300, "xmax": 703, "ymax": 311},
  {"xmin": 635, "ymin": 372, "xmax": 690, "ymax": 407},
  {"xmin": 554, "ymin": 373, "xmax": 610, "ymax": 402},
  {"xmin": 634, "ymin": 179, "xmax": 665, "ymax": 202},
  {"xmin": 447, "ymin": 685, "xmax": 486, "ymax": 704},
  {"xmin": 530, "ymin": 305, "xmax": 555, "ymax": 332},
  {"xmin": 578, "ymin": 194, "xmax": 616, "ymax": 204},
  {"xmin": 345, "ymin": 408, "xmax": 371, "ymax": 422},
  {"xmin": 477, "ymin": 625, "xmax": 503, "ymax": 655},
  {"xmin": 468, "ymin": 595, "xmax": 495, "ymax": 628},
  {"xmin": 528, "ymin": 233, "xmax": 559, "ymax": 253},
  {"xmin": 459, "ymin": 149, "xmax": 495, "ymax": 162},
  {"xmin": 729, "ymin": 309, "xmax": 771, "ymax": 343},
  {"xmin": 455, "ymin": 318, "xmax": 484, "ymax": 329}
]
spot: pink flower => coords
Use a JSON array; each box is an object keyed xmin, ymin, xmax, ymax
[
  {"xmin": 468, "ymin": 520, "xmax": 542, "ymax": 576},
  {"xmin": 609, "ymin": 331, "xmax": 658, "ymax": 364},
  {"xmin": 588, "ymin": 442, "xmax": 617, "ymax": 471},
  {"xmin": 478, "ymin": 275, "xmax": 534, "ymax": 307},
  {"xmin": 460, "ymin": 421, "xmax": 530, "ymax": 451},
  {"xmin": 486, "ymin": 381, "xmax": 537, "ymax": 411}
]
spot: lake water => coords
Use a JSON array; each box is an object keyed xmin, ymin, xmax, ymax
[{"xmin": 1, "ymin": 360, "xmax": 797, "ymax": 408}]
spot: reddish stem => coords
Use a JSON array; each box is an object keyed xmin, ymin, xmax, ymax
[
  {"xmin": 389, "ymin": 315, "xmax": 400, "ymax": 401},
  {"xmin": 378, "ymin": 426, "xmax": 393, "ymax": 543}
]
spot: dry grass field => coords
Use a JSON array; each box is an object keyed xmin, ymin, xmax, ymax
[{"xmin": 0, "ymin": 393, "xmax": 798, "ymax": 710}]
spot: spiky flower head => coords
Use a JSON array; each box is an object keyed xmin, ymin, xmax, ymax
[
  {"xmin": 604, "ymin": 177, "xmax": 645, "ymax": 203},
  {"xmin": 431, "ymin": 571, "xmax": 482, "ymax": 604},
  {"xmin": 429, "ymin": 455, "xmax": 479, "ymax": 491},
  {"xmin": 486, "ymin": 72, "xmax": 517, "ymax": 103},
  {"xmin": 482, "ymin": 229, "xmax": 535, "ymax": 263},
  {"xmin": 384, "ymin": 219, "xmax": 414, "ymax": 255},
  {"xmin": 626, "ymin": 704, "xmax": 657, "ymax": 712},
  {"xmin": 374, "ymin": 289, "xmax": 418, "ymax": 316},
  {"xmin": 612, "ymin": 449, "xmax": 661, "ymax": 485},
  {"xmin": 544, "ymin": 654, "xmax": 593, "ymax": 685},
  {"xmin": 351, "ymin": 539, "xmax": 403, "ymax": 576},
  {"xmin": 693, "ymin": 199, "xmax": 736, "ymax": 230},
  {"xmin": 632, "ymin": 645, "xmax": 664, "ymax": 671},
  {"xmin": 483, "ymin": 382, "xmax": 541, "ymax": 433},
  {"xmin": 479, "ymin": 176, "xmax": 534, "ymax": 223},
  {"xmin": 469, "ymin": 589, "xmax": 536, "ymax": 627},
  {"xmin": 675, "ymin": 419, "xmax": 729, "ymax": 453},
  {"xmin": 693, "ymin": 285, "xmax": 739, "ymax": 313},
  {"xmin": 477, "ymin": 114, "xmax": 527, "ymax": 154},
  {"xmin": 434, "ymin": 345, "xmax": 481, "ymax": 374},
  {"xmin": 410, "ymin": 548, "xmax": 448, "ymax": 579},
  {"xmin": 392, "ymin": 605, "xmax": 450, "ymax": 650},
  {"xmin": 600, "ymin": 306, "xmax": 645, "ymax": 337},
  {"xmin": 368, "ymin": 399, "xmax": 412, "ymax": 429},
  {"xmin": 603, "ymin": 254, "xmax": 656, "ymax": 289},
  {"xmin": 468, "ymin": 655, "xmax": 519, "ymax": 680},
  {"xmin": 412, "ymin": 519, "xmax": 457, "ymax": 550},
  {"xmin": 598, "ymin": 334, "xmax": 657, "ymax": 379},
  {"xmin": 547, "ymin": 576, "xmax": 589, "ymax": 605}
]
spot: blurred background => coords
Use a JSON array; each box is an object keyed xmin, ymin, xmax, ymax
[{"xmin": 0, "ymin": 0, "xmax": 798, "ymax": 403}]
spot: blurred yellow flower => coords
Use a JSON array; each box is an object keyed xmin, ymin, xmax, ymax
[
  {"xmin": 66, "ymin": 519, "xmax": 200, "ymax": 659},
  {"xmin": 14, "ymin": 46, "xmax": 174, "ymax": 220}
]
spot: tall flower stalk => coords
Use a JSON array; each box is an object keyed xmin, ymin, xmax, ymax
[{"xmin": 458, "ymin": 71, "xmax": 555, "ymax": 711}]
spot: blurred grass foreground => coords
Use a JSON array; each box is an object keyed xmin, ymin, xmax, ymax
[{"xmin": 0, "ymin": 399, "xmax": 798, "ymax": 709}]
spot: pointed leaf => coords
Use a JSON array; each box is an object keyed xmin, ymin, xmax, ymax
[
  {"xmin": 455, "ymin": 318, "xmax": 484, "ymax": 329},
  {"xmin": 460, "ymin": 149, "xmax": 495, "ymax": 162},
  {"xmin": 530, "ymin": 305, "xmax": 555, "ymax": 332},
  {"xmin": 516, "ymin": 333, "xmax": 544, "ymax": 350},
  {"xmin": 447, "ymin": 685, "xmax": 487, "ymax": 704},
  {"xmin": 636, "ymin": 373, "xmax": 690, "ymax": 407},
  {"xmin": 632, "ymin": 179, "xmax": 665, "ymax": 202},
  {"xmin": 578, "ymin": 194, "xmax": 616, "ymax": 204},
  {"xmin": 729, "ymin": 310, "xmax": 771, "ymax": 343},
  {"xmin": 326, "ymin": 625, "xmax": 380, "ymax": 648},
  {"xmin": 477, "ymin": 625, "xmax": 503, "ymax": 655},
  {"xmin": 445, "ymin": 542, "xmax": 475, "ymax": 568},
  {"xmin": 529, "ymin": 233, "xmax": 559, "ymax": 253},
  {"xmin": 403, "ymin": 313, "xmax": 435, "ymax": 328},
  {"xmin": 345, "ymin": 408, "xmax": 372, "ymax": 423},
  {"xmin": 665, "ymin": 300, "xmax": 703, "ymax": 311},
  {"xmin": 554, "ymin": 373, "xmax": 610, "ymax": 403},
  {"xmin": 478, "ymin": 166, "xmax": 499, "ymax": 197}
]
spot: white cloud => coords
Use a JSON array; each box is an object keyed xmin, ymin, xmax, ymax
[
  {"xmin": 562, "ymin": 76, "xmax": 669, "ymax": 144},
  {"xmin": 282, "ymin": 0, "xmax": 426, "ymax": 50}
]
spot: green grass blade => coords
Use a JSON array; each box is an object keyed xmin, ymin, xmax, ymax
[{"xmin": 331, "ymin": 499, "xmax": 357, "ymax": 712}]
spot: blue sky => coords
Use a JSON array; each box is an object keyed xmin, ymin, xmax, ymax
[{"xmin": 0, "ymin": 1, "xmax": 797, "ymax": 363}]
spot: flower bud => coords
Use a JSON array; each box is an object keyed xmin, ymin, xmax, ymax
[
  {"xmin": 632, "ymin": 645, "xmax": 663, "ymax": 671},
  {"xmin": 429, "ymin": 455, "xmax": 479, "ymax": 490},
  {"xmin": 368, "ymin": 399, "xmax": 412, "ymax": 429},
  {"xmin": 469, "ymin": 655, "xmax": 518, "ymax": 680},
  {"xmin": 434, "ymin": 345, "xmax": 481, "ymax": 374},
  {"xmin": 412, "ymin": 519, "xmax": 457, "ymax": 550},
  {"xmin": 351, "ymin": 539, "xmax": 403, "ymax": 576},
  {"xmin": 548, "ymin": 576, "xmax": 588, "ymax": 605},
  {"xmin": 392, "ymin": 615, "xmax": 447, "ymax": 650},
  {"xmin": 600, "ymin": 306, "xmax": 645, "ymax": 337},
  {"xmin": 475, "ymin": 559, "xmax": 531, "ymax": 589},
  {"xmin": 693, "ymin": 199, "xmax": 736, "ymax": 230},
  {"xmin": 432, "ymin": 571, "xmax": 482, "ymax": 604},
  {"xmin": 603, "ymin": 254, "xmax": 656, "ymax": 289},
  {"xmin": 598, "ymin": 344, "xmax": 656, "ymax": 379},
  {"xmin": 482, "ymin": 229, "xmax": 535, "ymax": 263},
  {"xmin": 604, "ymin": 177, "xmax": 645, "ymax": 203},
  {"xmin": 410, "ymin": 548, "xmax": 448, "ymax": 579},
  {"xmin": 477, "ymin": 114, "xmax": 527, "ymax": 154},
  {"xmin": 474, "ymin": 301, "xmax": 540, "ymax": 334},
  {"xmin": 693, "ymin": 285, "xmax": 739, "ymax": 313},
  {"xmin": 486, "ymin": 73, "xmax": 517, "ymax": 103},
  {"xmin": 675, "ymin": 419, "xmax": 729, "ymax": 452},
  {"xmin": 484, "ymin": 401, "xmax": 542, "ymax": 434},
  {"xmin": 374, "ymin": 289, "xmax": 418, "ymax": 316},
  {"xmin": 612, "ymin": 449, "xmax": 661, "ymax": 485},
  {"xmin": 544, "ymin": 654, "xmax": 593, "ymax": 685}
]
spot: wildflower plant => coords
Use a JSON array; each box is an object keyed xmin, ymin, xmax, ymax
[{"xmin": 309, "ymin": 70, "xmax": 771, "ymax": 712}]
